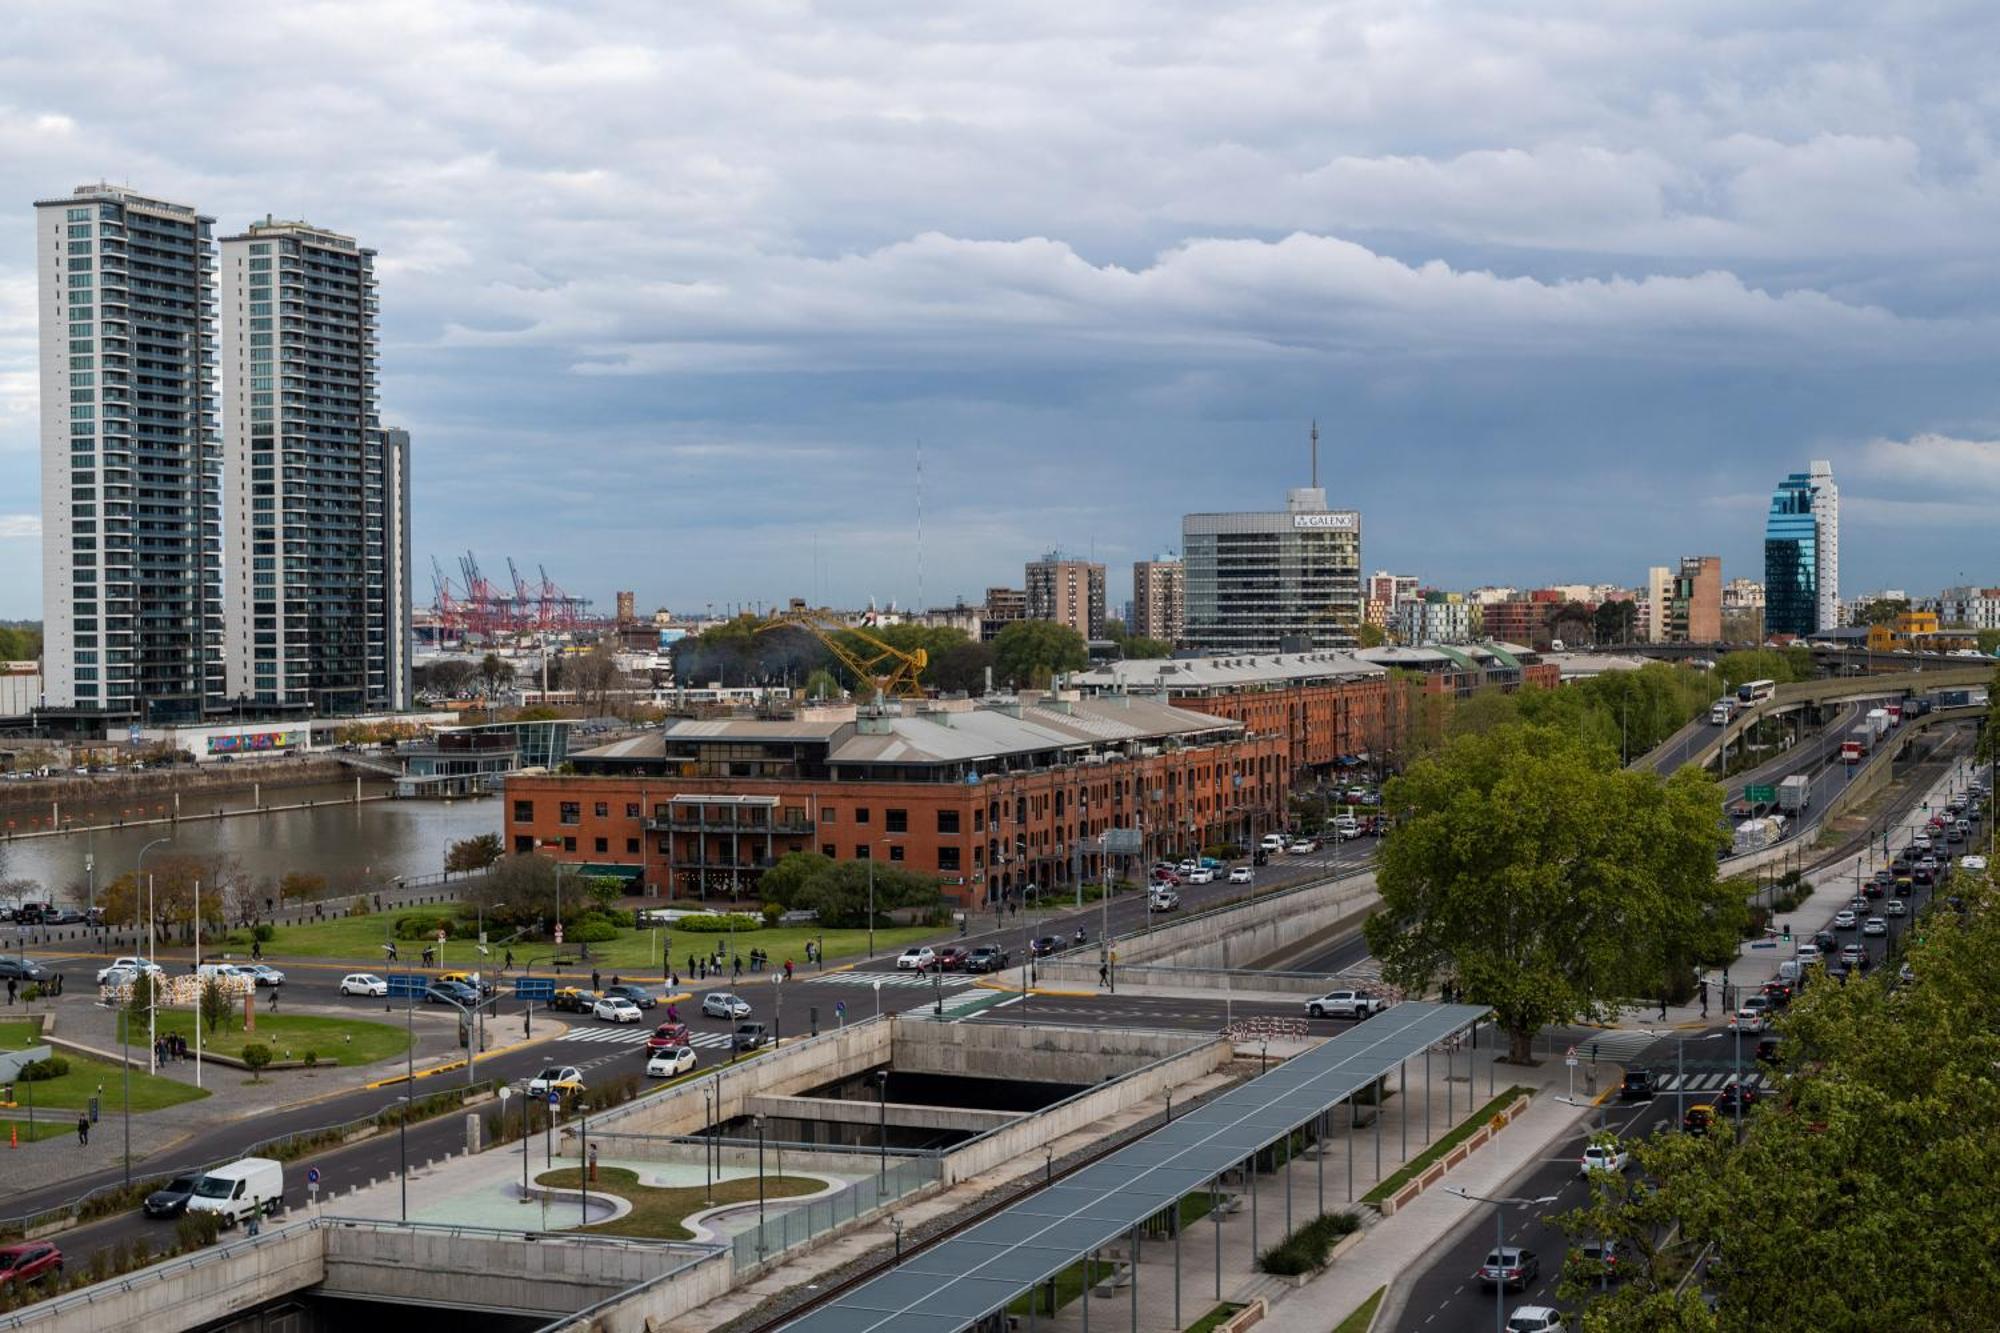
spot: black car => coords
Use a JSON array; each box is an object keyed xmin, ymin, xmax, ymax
[
  {"xmin": 1755, "ymin": 1036, "xmax": 1781, "ymax": 1065},
  {"xmin": 733, "ymin": 1022, "xmax": 769, "ymax": 1052},
  {"xmin": 0, "ymin": 957, "xmax": 50, "ymax": 983},
  {"xmin": 1813, "ymin": 929, "xmax": 1838, "ymax": 955},
  {"xmin": 142, "ymin": 1175, "xmax": 201, "ymax": 1219},
  {"xmin": 601, "ymin": 984, "xmax": 656, "ymax": 1010},
  {"xmin": 425, "ymin": 980, "xmax": 480, "ymax": 1006},
  {"xmin": 1716, "ymin": 1080, "xmax": 1760, "ymax": 1112},
  {"xmin": 1618, "ymin": 1069, "xmax": 1657, "ymax": 1103},
  {"xmin": 1029, "ymin": 936, "xmax": 1062, "ymax": 958},
  {"xmin": 964, "ymin": 946, "xmax": 1009, "ymax": 973}
]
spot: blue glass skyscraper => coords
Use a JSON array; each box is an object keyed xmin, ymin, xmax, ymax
[{"xmin": 1765, "ymin": 461, "xmax": 1838, "ymax": 637}]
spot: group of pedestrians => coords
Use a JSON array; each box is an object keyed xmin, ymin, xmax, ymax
[{"xmin": 153, "ymin": 1033, "xmax": 190, "ymax": 1064}]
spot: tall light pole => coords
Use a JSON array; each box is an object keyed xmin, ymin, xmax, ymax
[
  {"xmin": 136, "ymin": 838, "xmax": 171, "ymax": 1075},
  {"xmin": 1447, "ymin": 1189, "xmax": 1559, "ymax": 1333}
]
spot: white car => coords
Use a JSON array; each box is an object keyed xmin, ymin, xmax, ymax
[
  {"xmin": 1832, "ymin": 910, "xmax": 1857, "ymax": 930},
  {"xmin": 1306, "ymin": 990, "xmax": 1386, "ymax": 1020},
  {"xmin": 701, "ymin": 991, "xmax": 752, "ymax": 1019},
  {"xmin": 1861, "ymin": 916, "xmax": 1887, "ymax": 937},
  {"xmin": 1580, "ymin": 1142, "xmax": 1629, "ymax": 1176},
  {"xmin": 244, "ymin": 964, "xmax": 286, "ymax": 987},
  {"xmin": 593, "ymin": 997, "xmax": 643, "ymax": 1023},
  {"xmin": 527, "ymin": 1065, "xmax": 585, "ymax": 1096},
  {"xmin": 1794, "ymin": 943, "xmax": 1821, "ymax": 963},
  {"xmin": 1185, "ymin": 867, "xmax": 1215, "ymax": 884},
  {"xmin": 896, "ymin": 946, "xmax": 936, "ymax": 971},
  {"xmin": 645, "ymin": 1046, "xmax": 698, "ymax": 1079},
  {"xmin": 1288, "ymin": 838, "xmax": 1317, "ymax": 854},
  {"xmin": 96, "ymin": 956, "xmax": 162, "ymax": 985},
  {"xmin": 1227, "ymin": 866, "xmax": 1253, "ymax": 884},
  {"xmin": 1731, "ymin": 1006, "xmax": 1766, "ymax": 1033},
  {"xmin": 1506, "ymin": 1308, "xmax": 1565, "ymax": 1333},
  {"xmin": 1258, "ymin": 834, "xmax": 1286, "ymax": 853},
  {"xmin": 339, "ymin": 973, "xmax": 389, "ymax": 997},
  {"xmin": 1884, "ymin": 898, "xmax": 1907, "ymax": 917},
  {"xmin": 1961, "ymin": 854, "xmax": 1989, "ymax": 873}
]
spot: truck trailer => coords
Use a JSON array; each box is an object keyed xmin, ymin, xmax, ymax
[{"xmin": 1777, "ymin": 774, "xmax": 1812, "ymax": 814}]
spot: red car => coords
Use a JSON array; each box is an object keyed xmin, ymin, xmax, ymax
[
  {"xmin": 935, "ymin": 945, "xmax": 971, "ymax": 971},
  {"xmin": 644, "ymin": 1022, "xmax": 691, "ymax": 1052},
  {"xmin": 1150, "ymin": 869, "xmax": 1182, "ymax": 886},
  {"xmin": 0, "ymin": 1242, "xmax": 61, "ymax": 1287}
]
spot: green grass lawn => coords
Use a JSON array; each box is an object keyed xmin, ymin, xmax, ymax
[
  {"xmin": 151, "ymin": 1010, "xmax": 410, "ymax": 1066},
  {"xmin": 1186, "ymin": 1303, "xmax": 1246, "ymax": 1333},
  {"xmin": 535, "ymin": 1166, "xmax": 819, "ymax": 1241},
  {"xmin": 0, "ymin": 1018, "xmax": 44, "ymax": 1049},
  {"xmin": 0, "ymin": 1040, "xmax": 205, "ymax": 1112},
  {"xmin": 247, "ymin": 914, "xmax": 941, "ymax": 977},
  {"xmin": 1362, "ymin": 1087, "xmax": 1533, "ymax": 1207},
  {"xmin": 1006, "ymin": 1258, "xmax": 1119, "ymax": 1316}
]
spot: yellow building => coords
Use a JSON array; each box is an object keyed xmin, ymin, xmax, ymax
[{"xmin": 1866, "ymin": 611, "xmax": 1977, "ymax": 653}]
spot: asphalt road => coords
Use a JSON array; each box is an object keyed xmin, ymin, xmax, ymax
[{"xmin": 1397, "ymin": 762, "xmax": 1975, "ymax": 1332}]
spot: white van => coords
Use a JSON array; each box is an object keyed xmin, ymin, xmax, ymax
[
  {"xmin": 1259, "ymin": 833, "xmax": 1287, "ymax": 853},
  {"xmin": 186, "ymin": 1157, "xmax": 283, "ymax": 1228}
]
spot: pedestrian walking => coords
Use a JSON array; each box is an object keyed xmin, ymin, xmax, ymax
[
  {"xmin": 1098, "ymin": 962, "xmax": 1110, "ymax": 988},
  {"xmin": 268, "ymin": 987, "xmax": 279, "ymax": 1011},
  {"xmin": 77, "ymin": 1114, "xmax": 89, "ymax": 1147},
  {"xmin": 688, "ymin": 953, "xmax": 697, "ymax": 977},
  {"xmin": 610, "ymin": 974, "xmax": 620, "ymax": 989},
  {"xmin": 252, "ymin": 941, "xmax": 262, "ymax": 962},
  {"xmin": 784, "ymin": 959, "xmax": 793, "ymax": 981},
  {"xmin": 591, "ymin": 968, "xmax": 601, "ymax": 991},
  {"xmin": 1658, "ymin": 994, "xmax": 1669, "ymax": 1021},
  {"xmin": 6, "ymin": 978, "xmax": 14, "ymax": 1005},
  {"xmin": 669, "ymin": 970, "xmax": 679, "ymax": 989},
  {"xmin": 504, "ymin": 949, "xmax": 514, "ymax": 973},
  {"xmin": 1698, "ymin": 979, "xmax": 1710, "ymax": 1018}
]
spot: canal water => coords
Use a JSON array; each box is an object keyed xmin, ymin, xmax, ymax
[{"xmin": 0, "ymin": 781, "xmax": 501, "ymax": 895}]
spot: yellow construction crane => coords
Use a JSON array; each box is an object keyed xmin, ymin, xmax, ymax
[{"xmin": 757, "ymin": 605, "xmax": 929, "ymax": 701}]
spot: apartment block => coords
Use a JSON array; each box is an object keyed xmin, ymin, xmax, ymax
[
  {"xmin": 1025, "ymin": 553, "xmax": 1106, "ymax": 639},
  {"xmin": 1130, "ymin": 557, "xmax": 1185, "ymax": 644}
]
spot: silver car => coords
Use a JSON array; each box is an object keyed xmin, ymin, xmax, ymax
[{"xmin": 702, "ymin": 991, "xmax": 751, "ymax": 1020}]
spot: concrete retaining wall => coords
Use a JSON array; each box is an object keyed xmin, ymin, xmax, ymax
[
  {"xmin": 940, "ymin": 1034, "xmax": 1227, "ymax": 1186},
  {"xmin": 319, "ymin": 1224, "xmax": 663, "ymax": 1315},
  {"xmin": 1378, "ymin": 1091, "xmax": 1531, "ymax": 1217},
  {"xmin": 746, "ymin": 1093, "xmax": 1020, "ymax": 1134},
  {"xmin": 537, "ymin": 1248, "xmax": 738, "ymax": 1333},
  {"xmin": 588, "ymin": 1021, "xmax": 893, "ymax": 1139},
  {"xmin": 1033, "ymin": 873, "xmax": 1379, "ymax": 987},
  {"xmin": 893, "ymin": 1018, "xmax": 1213, "ymax": 1084},
  {"xmin": 0, "ymin": 1224, "xmax": 324, "ymax": 1333}
]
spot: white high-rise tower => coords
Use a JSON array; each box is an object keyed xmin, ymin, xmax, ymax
[
  {"xmin": 1810, "ymin": 459, "xmax": 1839, "ymax": 631},
  {"xmin": 34, "ymin": 184, "xmax": 223, "ymax": 722},
  {"xmin": 220, "ymin": 218, "xmax": 408, "ymax": 712}
]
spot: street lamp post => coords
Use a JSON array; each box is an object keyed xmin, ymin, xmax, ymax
[
  {"xmin": 1447, "ymin": 1189, "xmax": 1560, "ymax": 1333},
  {"xmin": 754, "ymin": 1114, "xmax": 768, "ymax": 1243},
  {"xmin": 136, "ymin": 837, "xmax": 171, "ymax": 1075},
  {"xmin": 397, "ymin": 1094, "xmax": 411, "ymax": 1221},
  {"xmin": 875, "ymin": 1069, "xmax": 890, "ymax": 1186}
]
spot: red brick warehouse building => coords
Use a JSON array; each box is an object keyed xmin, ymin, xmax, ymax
[{"xmin": 503, "ymin": 692, "xmax": 1288, "ymax": 909}]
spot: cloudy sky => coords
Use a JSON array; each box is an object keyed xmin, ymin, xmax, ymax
[{"xmin": 4, "ymin": 0, "xmax": 1998, "ymax": 621}]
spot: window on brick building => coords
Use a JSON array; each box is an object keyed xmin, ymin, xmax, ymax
[
  {"xmin": 626, "ymin": 838, "xmax": 639, "ymax": 854},
  {"xmin": 594, "ymin": 802, "xmax": 609, "ymax": 818},
  {"xmin": 973, "ymin": 808, "xmax": 984, "ymax": 832},
  {"xmin": 855, "ymin": 845, "xmax": 871, "ymax": 859},
  {"xmin": 513, "ymin": 835, "xmax": 534, "ymax": 854},
  {"xmin": 559, "ymin": 802, "xmax": 580, "ymax": 825},
  {"xmin": 562, "ymin": 836, "xmax": 576, "ymax": 852},
  {"xmin": 513, "ymin": 800, "xmax": 534, "ymax": 823},
  {"xmin": 594, "ymin": 837, "xmax": 608, "ymax": 853},
  {"xmin": 854, "ymin": 807, "xmax": 870, "ymax": 825},
  {"xmin": 822, "ymin": 807, "xmax": 837, "ymax": 823},
  {"xmin": 889, "ymin": 844, "xmax": 905, "ymax": 862},
  {"xmin": 936, "ymin": 809, "xmax": 960, "ymax": 834},
  {"xmin": 937, "ymin": 846, "xmax": 961, "ymax": 871},
  {"xmin": 626, "ymin": 803, "xmax": 640, "ymax": 818},
  {"xmin": 885, "ymin": 808, "xmax": 907, "ymax": 832},
  {"xmin": 822, "ymin": 844, "xmax": 836, "ymax": 858}
]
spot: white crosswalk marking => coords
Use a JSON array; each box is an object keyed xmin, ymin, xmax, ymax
[
  {"xmin": 560, "ymin": 1027, "xmax": 734, "ymax": 1048},
  {"xmin": 810, "ymin": 971, "xmax": 977, "ymax": 989},
  {"xmin": 1575, "ymin": 1030, "xmax": 1659, "ymax": 1063},
  {"xmin": 1656, "ymin": 1071, "xmax": 1765, "ymax": 1092}
]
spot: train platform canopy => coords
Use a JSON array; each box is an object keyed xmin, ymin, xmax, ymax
[{"xmin": 779, "ymin": 1001, "xmax": 1490, "ymax": 1333}]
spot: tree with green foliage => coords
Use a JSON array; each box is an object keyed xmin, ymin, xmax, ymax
[
  {"xmin": 278, "ymin": 870, "xmax": 327, "ymax": 903},
  {"xmin": 444, "ymin": 833, "xmax": 504, "ymax": 875},
  {"xmin": 993, "ymin": 620, "xmax": 1088, "ymax": 688},
  {"xmin": 1357, "ymin": 622, "xmax": 1388, "ymax": 648},
  {"xmin": 464, "ymin": 852, "xmax": 563, "ymax": 929},
  {"xmin": 928, "ymin": 639, "xmax": 996, "ymax": 694},
  {"xmin": 752, "ymin": 850, "xmax": 938, "ymax": 926},
  {"xmin": 199, "ymin": 978, "xmax": 230, "ymax": 1035},
  {"xmin": 1364, "ymin": 723, "xmax": 1740, "ymax": 1062},
  {"xmin": 478, "ymin": 652, "xmax": 515, "ymax": 696},
  {"xmin": 1560, "ymin": 871, "xmax": 2000, "ymax": 1331},
  {"xmin": 1852, "ymin": 596, "xmax": 1910, "ymax": 627},
  {"xmin": 241, "ymin": 1043, "xmax": 273, "ymax": 1083},
  {"xmin": 1592, "ymin": 599, "xmax": 1639, "ymax": 644},
  {"xmin": 1976, "ymin": 664, "xmax": 2000, "ymax": 767},
  {"xmin": 802, "ymin": 668, "xmax": 842, "ymax": 700},
  {"xmin": 1975, "ymin": 628, "xmax": 2000, "ymax": 656},
  {"xmin": 0, "ymin": 623, "xmax": 43, "ymax": 662},
  {"xmin": 1120, "ymin": 636, "xmax": 1172, "ymax": 660},
  {"xmin": 1715, "ymin": 647, "xmax": 1813, "ymax": 692}
]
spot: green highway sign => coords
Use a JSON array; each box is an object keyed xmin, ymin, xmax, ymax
[{"xmin": 1745, "ymin": 784, "xmax": 1777, "ymax": 803}]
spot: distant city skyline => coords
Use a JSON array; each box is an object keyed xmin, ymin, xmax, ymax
[{"xmin": 4, "ymin": 5, "xmax": 2000, "ymax": 620}]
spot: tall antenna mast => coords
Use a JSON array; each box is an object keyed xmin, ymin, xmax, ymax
[
  {"xmin": 1311, "ymin": 419, "xmax": 1319, "ymax": 488},
  {"xmin": 916, "ymin": 438, "xmax": 925, "ymax": 614}
]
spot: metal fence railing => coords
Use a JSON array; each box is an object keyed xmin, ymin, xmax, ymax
[{"xmin": 730, "ymin": 1154, "xmax": 939, "ymax": 1268}]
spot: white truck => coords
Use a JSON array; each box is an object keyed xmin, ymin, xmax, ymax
[
  {"xmin": 1305, "ymin": 989, "xmax": 1389, "ymax": 1020},
  {"xmin": 1710, "ymin": 698, "xmax": 1736, "ymax": 725},
  {"xmin": 1777, "ymin": 774, "xmax": 1812, "ymax": 815},
  {"xmin": 1864, "ymin": 708, "xmax": 1891, "ymax": 742},
  {"xmin": 185, "ymin": 1157, "xmax": 284, "ymax": 1228},
  {"xmin": 1732, "ymin": 815, "xmax": 1788, "ymax": 855}
]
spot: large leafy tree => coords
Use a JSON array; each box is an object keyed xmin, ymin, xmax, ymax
[
  {"xmin": 757, "ymin": 850, "xmax": 939, "ymax": 926},
  {"xmin": 444, "ymin": 833, "xmax": 504, "ymax": 874},
  {"xmin": 1592, "ymin": 599, "xmax": 1639, "ymax": 644},
  {"xmin": 1561, "ymin": 872, "xmax": 2000, "ymax": 1332},
  {"xmin": 992, "ymin": 620, "xmax": 1088, "ymax": 688},
  {"xmin": 1365, "ymin": 723, "xmax": 1738, "ymax": 1061}
]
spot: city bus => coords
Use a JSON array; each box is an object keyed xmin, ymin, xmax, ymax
[{"xmin": 1736, "ymin": 679, "xmax": 1778, "ymax": 705}]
